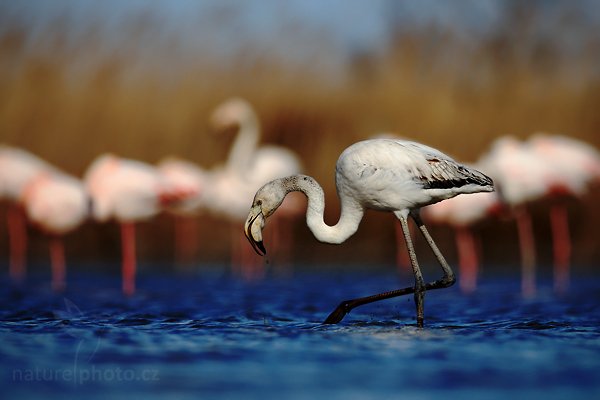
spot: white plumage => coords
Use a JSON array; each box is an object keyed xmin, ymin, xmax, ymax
[
  {"xmin": 22, "ymin": 170, "xmax": 88, "ymax": 292},
  {"xmin": 245, "ymin": 138, "xmax": 494, "ymax": 326},
  {"xmin": 85, "ymin": 154, "xmax": 168, "ymax": 222},
  {"xmin": 84, "ymin": 153, "xmax": 195, "ymax": 295},
  {"xmin": 0, "ymin": 145, "xmax": 55, "ymax": 201},
  {"xmin": 479, "ymin": 136, "xmax": 553, "ymax": 206},
  {"xmin": 527, "ymin": 133, "xmax": 600, "ymax": 196},
  {"xmin": 0, "ymin": 145, "xmax": 57, "ymax": 284},
  {"xmin": 23, "ymin": 172, "xmax": 88, "ymax": 236}
]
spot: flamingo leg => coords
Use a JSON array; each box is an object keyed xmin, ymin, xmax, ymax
[
  {"xmin": 394, "ymin": 219, "xmax": 412, "ymax": 274},
  {"xmin": 515, "ymin": 207, "xmax": 536, "ymax": 297},
  {"xmin": 456, "ymin": 226, "xmax": 479, "ymax": 293},
  {"xmin": 49, "ymin": 236, "xmax": 66, "ymax": 292},
  {"xmin": 324, "ymin": 211, "xmax": 455, "ymax": 327},
  {"xmin": 7, "ymin": 205, "xmax": 27, "ymax": 283},
  {"xmin": 121, "ymin": 222, "xmax": 136, "ymax": 296},
  {"xmin": 401, "ymin": 213, "xmax": 426, "ymax": 327},
  {"xmin": 550, "ymin": 204, "xmax": 570, "ymax": 294}
]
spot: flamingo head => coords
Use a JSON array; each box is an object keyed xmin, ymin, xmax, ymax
[
  {"xmin": 210, "ymin": 97, "xmax": 254, "ymax": 134},
  {"xmin": 244, "ymin": 179, "xmax": 288, "ymax": 256}
]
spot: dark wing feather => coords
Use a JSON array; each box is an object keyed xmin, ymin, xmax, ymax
[{"xmin": 417, "ymin": 157, "xmax": 493, "ymax": 190}]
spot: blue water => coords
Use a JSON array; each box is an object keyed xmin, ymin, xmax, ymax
[{"xmin": 1, "ymin": 268, "xmax": 600, "ymax": 399}]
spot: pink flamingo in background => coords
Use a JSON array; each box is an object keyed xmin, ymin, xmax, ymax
[
  {"xmin": 526, "ymin": 133, "xmax": 600, "ymax": 294},
  {"xmin": 0, "ymin": 145, "xmax": 54, "ymax": 283},
  {"xmin": 21, "ymin": 171, "xmax": 88, "ymax": 292},
  {"xmin": 479, "ymin": 136, "xmax": 557, "ymax": 297},
  {"xmin": 423, "ymin": 190, "xmax": 501, "ymax": 293},
  {"xmin": 157, "ymin": 157, "xmax": 205, "ymax": 266},
  {"xmin": 209, "ymin": 97, "xmax": 303, "ymax": 278},
  {"xmin": 84, "ymin": 154, "xmax": 195, "ymax": 295}
]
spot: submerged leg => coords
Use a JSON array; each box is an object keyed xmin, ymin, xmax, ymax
[
  {"xmin": 455, "ymin": 227, "xmax": 478, "ymax": 293},
  {"xmin": 121, "ymin": 222, "xmax": 137, "ymax": 296},
  {"xmin": 8, "ymin": 205, "xmax": 27, "ymax": 283},
  {"xmin": 550, "ymin": 204, "xmax": 570, "ymax": 294},
  {"xmin": 515, "ymin": 206, "xmax": 536, "ymax": 297},
  {"xmin": 49, "ymin": 236, "xmax": 66, "ymax": 292},
  {"xmin": 323, "ymin": 211, "xmax": 455, "ymax": 326}
]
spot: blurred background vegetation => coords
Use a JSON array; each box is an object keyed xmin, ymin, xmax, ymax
[{"xmin": 1, "ymin": 0, "xmax": 599, "ymax": 275}]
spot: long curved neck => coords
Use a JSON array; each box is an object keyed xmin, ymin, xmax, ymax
[
  {"xmin": 283, "ymin": 175, "xmax": 365, "ymax": 244},
  {"xmin": 226, "ymin": 110, "xmax": 260, "ymax": 173}
]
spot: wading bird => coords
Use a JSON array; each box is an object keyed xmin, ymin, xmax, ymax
[
  {"xmin": 157, "ymin": 157, "xmax": 205, "ymax": 266},
  {"xmin": 85, "ymin": 154, "xmax": 195, "ymax": 295},
  {"xmin": 22, "ymin": 171, "xmax": 88, "ymax": 292},
  {"xmin": 526, "ymin": 133, "xmax": 600, "ymax": 294},
  {"xmin": 244, "ymin": 138, "xmax": 494, "ymax": 327},
  {"xmin": 0, "ymin": 145, "xmax": 55, "ymax": 283},
  {"xmin": 479, "ymin": 136, "xmax": 558, "ymax": 297},
  {"xmin": 211, "ymin": 98, "xmax": 303, "ymax": 278}
]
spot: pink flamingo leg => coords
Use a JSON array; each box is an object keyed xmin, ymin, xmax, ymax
[
  {"xmin": 121, "ymin": 222, "xmax": 137, "ymax": 296},
  {"xmin": 7, "ymin": 205, "xmax": 27, "ymax": 283},
  {"xmin": 550, "ymin": 204, "xmax": 571, "ymax": 294},
  {"xmin": 515, "ymin": 207, "xmax": 536, "ymax": 297},
  {"xmin": 49, "ymin": 236, "xmax": 66, "ymax": 292},
  {"xmin": 456, "ymin": 226, "xmax": 479, "ymax": 293}
]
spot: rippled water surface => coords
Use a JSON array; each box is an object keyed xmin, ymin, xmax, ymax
[{"xmin": 1, "ymin": 268, "xmax": 599, "ymax": 399}]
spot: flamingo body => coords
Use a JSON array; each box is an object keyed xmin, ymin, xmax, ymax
[
  {"xmin": 157, "ymin": 157, "xmax": 205, "ymax": 215},
  {"xmin": 22, "ymin": 171, "xmax": 88, "ymax": 292},
  {"xmin": 23, "ymin": 173, "xmax": 88, "ymax": 235},
  {"xmin": 210, "ymin": 98, "xmax": 303, "ymax": 278},
  {"xmin": 0, "ymin": 145, "xmax": 55, "ymax": 283},
  {"xmin": 85, "ymin": 153, "xmax": 193, "ymax": 295}
]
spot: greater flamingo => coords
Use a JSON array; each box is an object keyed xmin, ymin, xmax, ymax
[
  {"xmin": 21, "ymin": 171, "xmax": 88, "ymax": 292},
  {"xmin": 84, "ymin": 154, "xmax": 194, "ymax": 295},
  {"xmin": 0, "ymin": 145, "xmax": 54, "ymax": 283},
  {"xmin": 479, "ymin": 136, "xmax": 555, "ymax": 297},
  {"xmin": 210, "ymin": 98, "xmax": 303, "ymax": 277},
  {"xmin": 423, "ymin": 190, "xmax": 501, "ymax": 293},
  {"xmin": 526, "ymin": 133, "xmax": 600, "ymax": 293},
  {"xmin": 157, "ymin": 157, "xmax": 205, "ymax": 266},
  {"xmin": 244, "ymin": 138, "xmax": 494, "ymax": 326}
]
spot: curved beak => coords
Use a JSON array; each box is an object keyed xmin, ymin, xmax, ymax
[{"xmin": 244, "ymin": 204, "xmax": 267, "ymax": 256}]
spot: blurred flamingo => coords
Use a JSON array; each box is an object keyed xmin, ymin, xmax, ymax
[
  {"xmin": 423, "ymin": 189, "xmax": 501, "ymax": 293},
  {"xmin": 526, "ymin": 133, "xmax": 600, "ymax": 294},
  {"xmin": 0, "ymin": 145, "xmax": 54, "ymax": 283},
  {"xmin": 22, "ymin": 171, "xmax": 88, "ymax": 292},
  {"xmin": 157, "ymin": 157, "xmax": 206, "ymax": 267},
  {"xmin": 209, "ymin": 97, "xmax": 303, "ymax": 278},
  {"xmin": 84, "ymin": 154, "xmax": 196, "ymax": 295},
  {"xmin": 479, "ymin": 136, "xmax": 556, "ymax": 297}
]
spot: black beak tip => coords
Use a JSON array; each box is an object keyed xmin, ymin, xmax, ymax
[{"xmin": 256, "ymin": 241, "xmax": 267, "ymax": 256}]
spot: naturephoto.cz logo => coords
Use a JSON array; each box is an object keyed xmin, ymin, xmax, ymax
[
  {"xmin": 12, "ymin": 365, "xmax": 159, "ymax": 385},
  {"xmin": 12, "ymin": 298, "xmax": 159, "ymax": 385}
]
